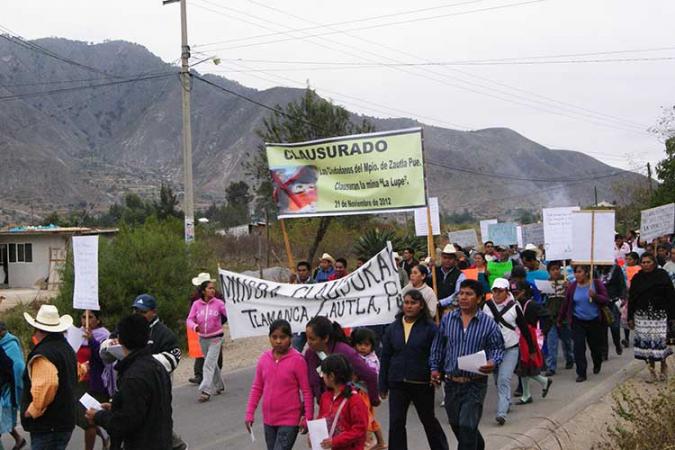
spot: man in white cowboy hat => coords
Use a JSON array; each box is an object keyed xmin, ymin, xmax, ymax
[
  {"xmin": 430, "ymin": 244, "xmax": 466, "ymax": 310},
  {"xmin": 312, "ymin": 253, "xmax": 335, "ymax": 283},
  {"xmin": 21, "ymin": 304, "xmax": 77, "ymax": 450}
]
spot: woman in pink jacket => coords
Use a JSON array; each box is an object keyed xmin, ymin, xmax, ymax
[
  {"xmin": 245, "ymin": 319, "xmax": 314, "ymax": 450},
  {"xmin": 186, "ymin": 279, "xmax": 227, "ymax": 402}
]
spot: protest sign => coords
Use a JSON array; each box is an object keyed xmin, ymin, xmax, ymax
[
  {"xmin": 219, "ymin": 245, "xmax": 402, "ymax": 339},
  {"xmin": 516, "ymin": 226, "xmax": 523, "ymax": 249},
  {"xmin": 488, "ymin": 223, "xmax": 518, "ymax": 246},
  {"xmin": 448, "ymin": 229, "xmax": 479, "ymax": 249},
  {"xmin": 571, "ymin": 210, "xmax": 615, "ymax": 265},
  {"xmin": 266, "ymin": 128, "xmax": 426, "ymax": 218},
  {"xmin": 640, "ymin": 203, "xmax": 675, "ymax": 243},
  {"xmin": 479, "ymin": 219, "xmax": 498, "ymax": 243},
  {"xmin": 521, "ymin": 223, "xmax": 545, "ymax": 246},
  {"xmin": 72, "ymin": 235, "xmax": 99, "ymax": 311},
  {"xmin": 543, "ymin": 206, "xmax": 580, "ymax": 261},
  {"xmin": 414, "ymin": 197, "xmax": 440, "ymax": 236}
]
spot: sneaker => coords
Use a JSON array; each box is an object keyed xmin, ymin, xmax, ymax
[
  {"xmin": 565, "ymin": 361, "xmax": 574, "ymax": 370},
  {"xmin": 544, "ymin": 369, "xmax": 556, "ymax": 377},
  {"xmin": 189, "ymin": 377, "xmax": 202, "ymax": 385},
  {"xmin": 621, "ymin": 339, "xmax": 629, "ymax": 348},
  {"xmin": 496, "ymin": 416, "xmax": 506, "ymax": 426},
  {"xmin": 516, "ymin": 397, "xmax": 533, "ymax": 405},
  {"xmin": 576, "ymin": 376, "xmax": 587, "ymax": 382},
  {"xmin": 616, "ymin": 346, "xmax": 623, "ymax": 356}
]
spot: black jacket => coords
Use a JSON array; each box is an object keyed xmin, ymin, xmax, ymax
[
  {"xmin": 379, "ymin": 316, "xmax": 438, "ymax": 392},
  {"xmin": 428, "ymin": 266, "xmax": 462, "ymax": 300},
  {"xmin": 148, "ymin": 317, "xmax": 181, "ymax": 373},
  {"xmin": 95, "ymin": 347, "xmax": 173, "ymax": 450},
  {"xmin": 21, "ymin": 333, "xmax": 77, "ymax": 433}
]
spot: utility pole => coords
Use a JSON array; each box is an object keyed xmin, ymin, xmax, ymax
[
  {"xmin": 594, "ymin": 185, "xmax": 598, "ymax": 207},
  {"xmin": 647, "ymin": 162, "xmax": 654, "ymax": 197},
  {"xmin": 164, "ymin": 0, "xmax": 195, "ymax": 242}
]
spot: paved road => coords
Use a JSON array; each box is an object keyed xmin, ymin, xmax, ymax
[{"xmin": 2, "ymin": 348, "xmax": 640, "ymax": 450}]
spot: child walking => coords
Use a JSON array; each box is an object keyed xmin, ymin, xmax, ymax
[
  {"xmin": 351, "ymin": 329, "xmax": 387, "ymax": 450},
  {"xmin": 318, "ymin": 354, "xmax": 370, "ymax": 450},
  {"xmin": 245, "ymin": 320, "xmax": 314, "ymax": 450}
]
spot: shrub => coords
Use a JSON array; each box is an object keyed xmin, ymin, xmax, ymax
[
  {"xmin": 53, "ymin": 217, "xmax": 216, "ymax": 340},
  {"xmin": 594, "ymin": 377, "xmax": 675, "ymax": 449}
]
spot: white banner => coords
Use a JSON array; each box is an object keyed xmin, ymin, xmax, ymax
[
  {"xmin": 218, "ymin": 245, "xmax": 402, "ymax": 339},
  {"xmin": 571, "ymin": 210, "xmax": 615, "ymax": 265},
  {"xmin": 479, "ymin": 219, "xmax": 498, "ymax": 243},
  {"xmin": 543, "ymin": 206, "xmax": 580, "ymax": 261},
  {"xmin": 640, "ymin": 203, "xmax": 675, "ymax": 243},
  {"xmin": 448, "ymin": 229, "xmax": 479, "ymax": 249},
  {"xmin": 72, "ymin": 236, "xmax": 99, "ymax": 311},
  {"xmin": 414, "ymin": 197, "xmax": 440, "ymax": 236}
]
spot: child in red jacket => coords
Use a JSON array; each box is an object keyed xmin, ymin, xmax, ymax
[{"xmin": 318, "ymin": 354, "xmax": 369, "ymax": 450}]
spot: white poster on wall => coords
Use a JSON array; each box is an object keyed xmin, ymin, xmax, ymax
[
  {"xmin": 570, "ymin": 210, "xmax": 615, "ymax": 265},
  {"xmin": 543, "ymin": 206, "xmax": 580, "ymax": 261},
  {"xmin": 72, "ymin": 235, "xmax": 100, "ymax": 311},
  {"xmin": 414, "ymin": 197, "xmax": 440, "ymax": 236},
  {"xmin": 640, "ymin": 203, "xmax": 675, "ymax": 243}
]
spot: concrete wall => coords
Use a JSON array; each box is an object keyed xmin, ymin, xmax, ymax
[{"xmin": 0, "ymin": 235, "xmax": 68, "ymax": 289}]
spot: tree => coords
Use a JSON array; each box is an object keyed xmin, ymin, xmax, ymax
[
  {"xmin": 653, "ymin": 137, "xmax": 675, "ymax": 204},
  {"xmin": 225, "ymin": 181, "xmax": 253, "ymax": 209},
  {"xmin": 250, "ymin": 89, "xmax": 374, "ymax": 263},
  {"xmin": 154, "ymin": 184, "xmax": 181, "ymax": 220}
]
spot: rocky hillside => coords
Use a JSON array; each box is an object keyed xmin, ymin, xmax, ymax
[{"xmin": 0, "ymin": 37, "xmax": 642, "ymax": 223}]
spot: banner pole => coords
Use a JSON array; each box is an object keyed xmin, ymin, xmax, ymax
[
  {"xmin": 420, "ymin": 128, "xmax": 439, "ymax": 321},
  {"xmin": 279, "ymin": 219, "xmax": 296, "ymax": 274},
  {"xmin": 589, "ymin": 210, "xmax": 596, "ymax": 302},
  {"xmin": 85, "ymin": 310, "xmax": 89, "ymax": 331}
]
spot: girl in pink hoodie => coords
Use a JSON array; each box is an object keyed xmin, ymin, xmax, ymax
[
  {"xmin": 186, "ymin": 280, "xmax": 227, "ymax": 402},
  {"xmin": 245, "ymin": 319, "xmax": 314, "ymax": 450}
]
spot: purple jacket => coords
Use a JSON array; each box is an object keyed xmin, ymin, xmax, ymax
[
  {"xmin": 559, "ymin": 279, "xmax": 609, "ymax": 326},
  {"xmin": 305, "ymin": 341, "xmax": 379, "ymax": 406}
]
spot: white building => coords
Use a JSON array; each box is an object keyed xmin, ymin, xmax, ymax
[{"xmin": 0, "ymin": 226, "xmax": 116, "ymax": 290}]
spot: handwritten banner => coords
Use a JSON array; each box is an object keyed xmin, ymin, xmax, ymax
[
  {"xmin": 448, "ymin": 229, "xmax": 479, "ymax": 249},
  {"xmin": 266, "ymin": 128, "xmax": 426, "ymax": 218},
  {"xmin": 521, "ymin": 223, "xmax": 545, "ymax": 246},
  {"xmin": 219, "ymin": 245, "xmax": 402, "ymax": 339},
  {"xmin": 640, "ymin": 203, "xmax": 675, "ymax": 243},
  {"xmin": 488, "ymin": 223, "xmax": 518, "ymax": 246},
  {"xmin": 479, "ymin": 219, "xmax": 498, "ymax": 243},
  {"xmin": 543, "ymin": 206, "xmax": 580, "ymax": 261},
  {"xmin": 72, "ymin": 235, "xmax": 99, "ymax": 311}
]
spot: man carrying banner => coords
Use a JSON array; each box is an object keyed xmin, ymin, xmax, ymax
[{"xmin": 291, "ymin": 261, "xmax": 316, "ymax": 352}]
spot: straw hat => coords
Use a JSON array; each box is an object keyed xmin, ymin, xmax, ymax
[
  {"xmin": 441, "ymin": 244, "xmax": 460, "ymax": 255},
  {"xmin": 320, "ymin": 253, "xmax": 335, "ymax": 264},
  {"xmin": 24, "ymin": 305, "xmax": 73, "ymax": 333},
  {"xmin": 192, "ymin": 272, "xmax": 215, "ymax": 286}
]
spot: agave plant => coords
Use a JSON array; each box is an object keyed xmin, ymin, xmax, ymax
[{"xmin": 352, "ymin": 227, "xmax": 403, "ymax": 259}]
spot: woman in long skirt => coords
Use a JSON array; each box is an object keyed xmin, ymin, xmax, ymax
[{"xmin": 628, "ymin": 253, "xmax": 675, "ymax": 382}]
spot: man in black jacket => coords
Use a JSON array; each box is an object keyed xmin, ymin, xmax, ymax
[{"xmin": 87, "ymin": 314, "xmax": 173, "ymax": 450}]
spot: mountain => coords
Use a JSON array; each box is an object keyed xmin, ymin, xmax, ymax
[{"xmin": 0, "ymin": 37, "xmax": 643, "ymax": 224}]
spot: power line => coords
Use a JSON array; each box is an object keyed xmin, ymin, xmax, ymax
[
  {"xmin": 203, "ymin": 55, "xmax": 675, "ymax": 70},
  {"xmin": 0, "ymin": 73, "xmax": 177, "ymax": 102},
  {"xmin": 194, "ymin": 0, "xmax": 548, "ymax": 52},
  {"xmin": 193, "ymin": 0, "xmax": 651, "ymax": 134},
  {"xmin": 194, "ymin": 0, "xmax": 499, "ymax": 48}
]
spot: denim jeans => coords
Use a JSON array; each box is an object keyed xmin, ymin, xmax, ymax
[
  {"xmin": 263, "ymin": 425, "xmax": 299, "ymax": 450},
  {"xmin": 493, "ymin": 346, "xmax": 519, "ymax": 418},
  {"xmin": 545, "ymin": 324, "xmax": 574, "ymax": 371},
  {"xmin": 30, "ymin": 431, "xmax": 73, "ymax": 450},
  {"xmin": 198, "ymin": 336, "xmax": 225, "ymax": 395},
  {"xmin": 444, "ymin": 380, "xmax": 488, "ymax": 450}
]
